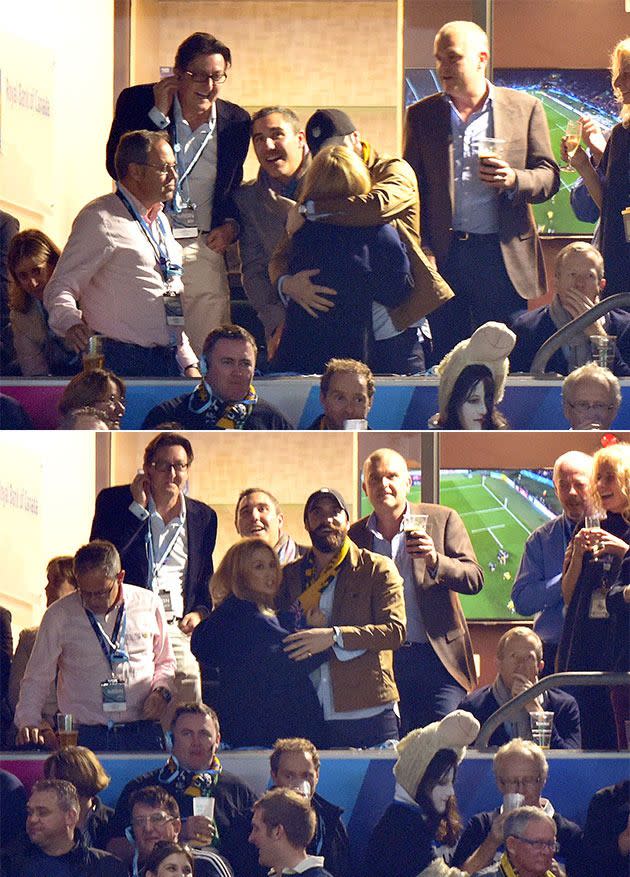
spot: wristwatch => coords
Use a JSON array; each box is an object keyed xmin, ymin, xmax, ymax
[{"xmin": 152, "ymin": 686, "xmax": 173, "ymax": 703}]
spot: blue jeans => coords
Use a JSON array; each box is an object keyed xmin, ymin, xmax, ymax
[
  {"xmin": 77, "ymin": 719, "xmax": 164, "ymax": 752},
  {"xmin": 394, "ymin": 641, "xmax": 465, "ymax": 735},
  {"xmin": 324, "ymin": 707, "xmax": 399, "ymax": 749},
  {"xmin": 102, "ymin": 337, "xmax": 181, "ymax": 377}
]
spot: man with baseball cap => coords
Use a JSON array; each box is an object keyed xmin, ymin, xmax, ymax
[
  {"xmin": 269, "ymin": 108, "xmax": 454, "ymax": 374},
  {"xmin": 280, "ymin": 487, "xmax": 406, "ymax": 748}
]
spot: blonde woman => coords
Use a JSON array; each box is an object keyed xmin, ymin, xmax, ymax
[
  {"xmin": 269, "ymin": 145, "xmax": 412, "ymax": 374},
  {"xmin": 557, "ymin": 442, "xmax": 630, "ymax": 749},
  {"xmin": 191, "ymin": 539, "xmax": 324, "ymax": 747},
  {"xmin": 567, "ymin": 38, "xmax": 630, "ymax": 295}
]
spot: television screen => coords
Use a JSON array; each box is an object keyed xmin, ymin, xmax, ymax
[
  {"xmin": 359, "ymin": 467, "xmax": 561, "ymax": 620},
  {"xmin": 403, "ymin": 67, "xmax": 615, "ymax": 236}
]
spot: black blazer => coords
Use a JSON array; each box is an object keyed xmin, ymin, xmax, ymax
[
  {"xmin": 105, "ymin": 84, "xmax": 251, "ymax": 229},
  {"xmin": 90, "ymin": 485, "xmax": 216, "ymax": 616}
]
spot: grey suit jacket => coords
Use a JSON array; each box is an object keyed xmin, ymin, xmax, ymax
[
  {"xmin": 403, "ymin": 86, "xmax": 560, "ymax": 300},
  {"xmin": 349, "ymin": 502, "xmax": 482, "ymax": 691}
]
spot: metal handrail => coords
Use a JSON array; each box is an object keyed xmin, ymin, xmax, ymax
[
  {"xmin": 475, "ymin": 670, "xmax": 630, "ymax": 750},
  {"xmin": 529, "ymin": 292, "xmax": 630, "ymax": 376}
]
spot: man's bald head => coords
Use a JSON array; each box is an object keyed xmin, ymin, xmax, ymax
[
  {"xmin": 436, "ymin": 20, "xmax": 489, "ymax": 53},
  {"xmin": 434, "ymin": 20, "xmax": 489, "ymax": 99},
  {"xmin": 552, "ymin": 451, "xmax": 594, "ymax": 522},
  {"xmin": 362, "ymin": 449, "xmax": 411, "ymax": 519}
]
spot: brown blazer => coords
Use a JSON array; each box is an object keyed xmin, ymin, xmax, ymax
[
  {"xmin": 403, "ymin": 87, "xmax": 560, "ymax": 300},
  {"xmin": 278, "ymin": 540, "xmax": 406, "ymax": 713},
  {"xmin": 348, "ymin": 502, "xmax": 482, "ymax": 692}
]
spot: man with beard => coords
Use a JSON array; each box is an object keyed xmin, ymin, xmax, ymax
[{"xmin": 280, "ymin": 488, "xmax": 406, "ymax": 748}]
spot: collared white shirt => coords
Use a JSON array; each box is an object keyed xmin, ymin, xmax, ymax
[
  {"xmin": 148, "ymin": 495, "xmax": 188, "ymax": 620},
  {"xmin": 269, "ymin": 855, "xmax": 326, "ymax": 875}
]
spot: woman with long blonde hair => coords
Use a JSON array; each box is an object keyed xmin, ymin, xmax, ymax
[
  {"xmin": 191, "ymin": 538, "xmax": 324, "ymax": 747},
  {"xmin": 269, "ymin": 144, "xmax": 412, "ymax": 374},
  {"xmin": 557, "ymin": 442, "xmax": 630, "ymax": 749}
]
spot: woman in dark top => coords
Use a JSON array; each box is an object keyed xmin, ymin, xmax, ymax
[
  {"xmin": 557, "ymin": 442, "xmax": 630, "ymax": 750},
  {"xmin": 269, "ymin": 145, "xmax": 412, "ymax": 374},
  {"xmin": 433, "ymin": 364, "xmax": 509, "ymax": 430},
  {"xmin": 191, "ymin": 538, "xmax": 325, "ymax": 748}
]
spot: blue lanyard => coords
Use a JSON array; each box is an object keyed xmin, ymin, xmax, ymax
[
  {"xmin": 171, "ymin": 98, "xmax": 216, "ymax": 211},
  {"xmin": 146, "ymin": 515, "xmax": 185, "ymax": 589},
  {"xmin": 85, "ymin": 603, "xmax": 127, "ymax": 674},
  {"xmin": 115, "ymin": 187, "xmax": 181, "ymax": 281}
]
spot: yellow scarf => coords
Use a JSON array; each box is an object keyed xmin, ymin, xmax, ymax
[
  {"xmin": 299, "ymin": 537, "xmax": 351, "ymax": 613},
  {"xmin": 498, "ymin": 851, "xmax": 555, "ymax": 877}
]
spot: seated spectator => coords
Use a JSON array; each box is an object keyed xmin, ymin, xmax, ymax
[
  {"xmin": 144, "ymin": 842, "xmax": 196, "ymax": 877},
  {"xmin": 510, "ymin": 242, "xmax": 630, "ymax": 376},
  {"xmin": 366, "ymin": 711, "xmax": 479, "ymax": 877},
  {"xmin": 43, "ymin": 746, "xmax": 113, "ymax": 851},
  {"xmin": 249, "ymin": 788, "xmax": 333, "ymax": 877},
  {"xmin": 431, "ymin": 323, "xmax": 514, "ymax": 430},
  {"xmin": 234, "ymin": 488, "xmax": 308, "ymax": 565},
  {"xmin": 58, "ymin": 368, "xmax": 126, "ymax": 430},
  {"xmin": 107, "ymin": 702, "xmax": 259, "ymax": 877},
  {"xmin": 0, "ymin": 778, "xmax": 126, "ymax": 877},
  {"xmin": 0, "ymin": 393, "xmax": 33, "ymax": 429},
  {"xmin": 7, "ymin": 230, "xmax": 80, "ymax": 376},
  {"xmin": 142, "ymin": 325, "xmax": 292, "ymax": 430},
  {"xmin": 0, "ymin": 767, "xmax": 27, "ymax": 850},
  {"xmin": 470, "ymin": 806, "xmax": 559, "ymax": 877},
  {"xmin": 268, "ymin": 144, "xmax": 412, "ymax": 374},
  {"xmin": 458, "ymin": 627, "xmax": 581, "ymax": 749},
  {"xmin": 308, "ymin": 359, "xmax": 375, "ymax": 430},
  {"xmin": 8, "ymin": 555, "xmax": 77, "ymax": 731},
  {"xmin": 451, "ymin": 739, "xmax": 581, "ymax": 875},
  {"xmin": 269, "ymin": 738, "xmax": 349, "ymax": 877},
  {"xmin": 58, "ymin": 407, "xmax": 109, "ymax": 430},
  {"xmin": 190, "ymin": 539, "xmax": 325, "ymax": 747},
  {"xmin": 577, "ymin": 780, "xmax": 629, "ymax": 877},
  {"xmin": 129, "ymin": 787, "xmax": 234, "ymax": 877},
  {"xmin": 561, "ymin": 362, "xmax": 621, "ymax": 430}
]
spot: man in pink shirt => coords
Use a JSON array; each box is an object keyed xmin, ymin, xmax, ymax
[
  {"xmin": 14, "ymin": 540, "xmax": 176, "ymax": 752},
  {"xmin": 44, "ymin": 130, "xmax": 201, "ymax": 378}
]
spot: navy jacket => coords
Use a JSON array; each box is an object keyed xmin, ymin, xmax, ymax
[
  {"xmin": 141, "ymin": 393, "xmax": 293, "ymax": 430},
  {"xmin": 510, "ymin": 305, "xmax": 630, "ymax": 376},
  {"xmin": 459, "ymin": 684, "xmax": 581, "ymax": 749},
  {"xmin": 90, "ymin": 485, "xmax": 216, "ymax": 616},
  {"xmin": 105, "ymin": 84, "xmax": 250, "ymax": 230},
  {"xmin": 191, "ymin": 595, "xmax": 325, "ymax": 747}
]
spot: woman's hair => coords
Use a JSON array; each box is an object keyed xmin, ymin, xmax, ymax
[
  {"xmin": 43, "ymin": 745, "xmax": 110, "ymax": 798},
  {"xmin": 145, "ymin": 841, "xmax": 194, "ymax": 877},
  {"xmin": 7, "ymin": 230, "xmax": 60, "ymax": 313},
  {"xmin": 438, "ymin": 363, "xmax": 508, "ymax": 430},
  {"xmin": 590, "ymin": 442, "xmax": 630, "ymax": 522},
  {"xmin": 46, "ymin": 555, "xmax": 77, "ymax": 590},
  {"xmin": 210, "ymin": 538, "xmax": 282, "ymax": 609},
  {"xmin": 298, "ymin": 145, "xmax": 371, "ymax": 203},
  {"xmin": 416, "ymin": 749, "xmax": 461, "ymax": 846},
  {"xmin": 58, "ymin": 369, "xmax": 126, "ymax": 417},
  {"xmin": 611, "ymin": 37, "xmax": 630, "ymax": 127}
]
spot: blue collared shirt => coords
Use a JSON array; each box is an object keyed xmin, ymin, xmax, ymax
[{"xmin": 449, "ymin": 81, "xmax": 501, "ymax": 234}]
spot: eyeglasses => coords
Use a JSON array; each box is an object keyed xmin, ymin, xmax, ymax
[
  {"xmin": 498, "ymin": 776, "xmax": 542, "ymax": 790},
  {"xmin": 80, "ymin": 582, "xmax": 116, "ymax": 602},
  {"xmin": 131, "ymin": 812, "xmax": 174, "ymax": 829},
  {"xmin": 185, "ymin": 70, "xmax": 228, "ymax": 85},
  {"xmin": 512, "ymin": 835, "xmax": 559, "ymax": 853},
  {"xmin": 150, "ymin": 461, "xmax": 189, "ymax": 473},
  {"xmin": 141, "ymin": 162, "xmax": 178, "ymax": 177},
  {"xmin": 568, "ymin": 401, "xmax": 614, "ymax": 414}
]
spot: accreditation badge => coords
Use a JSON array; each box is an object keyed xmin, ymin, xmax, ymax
[{"xmin": 101, "ymin": 678, "xmax": 127, "ymax": 712}]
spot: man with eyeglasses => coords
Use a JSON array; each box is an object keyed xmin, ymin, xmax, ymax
[
  {"xmin": 128, "ymin": 786, "xmax": 233, "ymax": 877},
  {"xmin": 561, "ymin": 362, "xmax": 621, "ymax": 430},
  {"xmin": 106, "ymin": 32, "xmax": 250, "ymax": 356},
  {"xmin": 452, "ymin": 739, "xmax": 581, "ymax": 876},
  {"xmin": 470, "ymin": 806, "xmax": 558, "ymax": 877},
  {"xmin": 510, "ymin": 242, "xmax": 630, "ymax": 376},
  {"xmin": 14, "ymin": 540, "xmax": 176, "ymax": 752},
  {"xmin": 45, "ymin": 130, "xmax": 199, "ymax": 379},
  {"xmin": 90, "ymin": 433, "xmax": 217, "ymax": 705}
]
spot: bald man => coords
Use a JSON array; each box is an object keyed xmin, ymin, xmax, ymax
[
  {"xmin": 348, "ymin": 448, "xmax": 483, "ymax": 732},
  {"xmin": 404, "ymin": 20, "xmax": 559, "ymax": 361},
  {"xmin": 511, "ymin": 451, "xmax": 594, "ymax": 672}
]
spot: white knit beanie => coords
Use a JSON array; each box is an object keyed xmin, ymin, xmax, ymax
[
  {"xmin": 437, "ymin": 322, "xmax": 516, "ymax": 421},
  {"xmin": 393, "ymin": 710, "xmax": 480, "ymax": 800}
]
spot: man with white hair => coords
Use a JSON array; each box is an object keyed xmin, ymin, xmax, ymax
[
  {"xmin": 561, "ymin": 362, "xmax": 621, "ymax": 430},
  {"xmin": 452, "ymin": 740, "xmax": 581, "ymax": 875},
  {"xmin": 511, "ymin": 451, "xmax": 594, "ymax": 671},
  {"xmin": 404, "ymin": 20, "xmax": 559, "ymax": 360},
  {"xmin": 471, "ymin": 806, "xmax": 559, "ymax": 877}
]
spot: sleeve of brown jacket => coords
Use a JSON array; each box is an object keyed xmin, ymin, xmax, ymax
[{"xmin": 420, "ymin": 505, "xmax": 484, "ymax": 595}]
